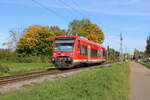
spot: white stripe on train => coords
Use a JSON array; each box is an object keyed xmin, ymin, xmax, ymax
[{"xmin": 73, "ymin": 59, "xmax": 106, "ymax": 63}]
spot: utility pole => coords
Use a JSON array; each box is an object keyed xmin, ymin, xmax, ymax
[
  {"xmin": 67, "ymin": 29, "xmax": 72, "ymax": 35},
  {"xmin": 107, "ymin": 46, "xmax": 109, "ymax": 62},
  {"xmin": 120, "ymin": 33, "xmax": 123, "ymax": 62}
]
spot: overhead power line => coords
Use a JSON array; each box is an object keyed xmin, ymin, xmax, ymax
[
  {"xmin": 31, "ymin": 0, "xmax": 66, "ymax": 20},
  {"xmin": 70, "ymin": 0, "xmax": 81, "ymax": 9},
  {"xmin": 70, "ymin": 0, "xmax": 85, "ymax": 15},
  {"xmin": 70, "ymin": 0, "xmax": 105, "ymax": 28},
  {"xmin": 70, "ymin": 0, "xmax": 86, "ymax": 17},
  {"xmin": 57, "ymin": 0, "xmax": 85, "ymax": 17}
]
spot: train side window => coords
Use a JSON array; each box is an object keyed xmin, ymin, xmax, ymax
[
  {"xmin": 80, "ymin": 45, "xmax": 87, "ymax": 55},
  {"xmin": 78, "ymin": 40, "xmax": 80, "ymax": 48},
  {"xmin": 98, "ymin": 50, "xmax": 102, "ymax": 57},
  {"xmin": 103, "ymin": 50, "xmax": 106, "ymax": 57},
  {"xmin": 91, "ymin": 49, "xmax": 98, "ymax": 57}
]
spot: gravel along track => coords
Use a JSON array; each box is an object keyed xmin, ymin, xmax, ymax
[
  {"xmin": 0, "ymin": 62, "xmax": 111, "ymax": 94},
  {"xmin": 0, "ymin": 69, "xmax": 60, "ymax": 85}
]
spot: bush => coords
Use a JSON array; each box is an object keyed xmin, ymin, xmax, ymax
[
  {"xmin": 0, "ymin": 49, "xmax": 9, "ymax": 60},
  {"xmin": 0, "ymin": 64, "xmax": 10, "ymax": 73},
  {"xmin": 0, "ymin": 49, "xmax": 19, "ymax": 62},
  {"xmin": 6, "ymin": 54, "xmax": 19, "ymax": 62},
  {"xmin": 140, "ymin": 62, "xmax": 150, "ymax": 68},
  {"xmin": 16, "ymin": 56, "xmax": 50, "ymax": 63}
]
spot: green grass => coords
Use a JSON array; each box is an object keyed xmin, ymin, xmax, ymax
[
  {"xmin": 0, "ymin": 62, "xmax": 54, "ymax": 76},
  {"xmin": 0, "ymin": 62, "xmax": 129, "ymax": 100},
  {"xmin": 139, "ymin": 62, "xmax": 150, "ymax": 68}
]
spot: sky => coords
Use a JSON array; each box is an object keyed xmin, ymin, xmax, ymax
[{"xmin": 0, "ymin": 0, "xmax": 150, "ymax": 54}]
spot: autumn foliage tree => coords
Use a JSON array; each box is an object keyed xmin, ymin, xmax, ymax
[
  {"xmin": 133, "ymin": 49, "xmax": 140, "ymax": 60},
  {"xmin": 68, "ymin": 19, "xmax": 104, "ymax": 44},
  {"xmin": 145, "ymin": 36, "xmax": 150, "ymax": 57},
  {"xmin": 107, "ymin": 48, "xmax": 120, "ymax": 62},
  {"xmin": 16, "ymin": 25, "xmax": 66, "ymax": 56}
]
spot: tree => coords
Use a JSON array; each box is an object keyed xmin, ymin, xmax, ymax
[
  {"xmin": 68, "ymin": 19, "xmax": 104, "ymax": 44},
  {"xmin": 107, "ymin": 48, "xmax": 120, "ymax": 62},
  {"xmin": 108, "ymin": 48, "xmax": 115, "ymax": 62},
  {"xmin": 133, "ymin": 49, "xmax": 146, "ymax": 60},
  {"xmin": 3, "ymin": 30, "xmax": 19, "ymax": 53},
  {"xmin": 115, "ymin": 51, "xmax": 120, "ymax": 61},
  {"xmin": 16, "ymin": 25, "xmax": 66, "ymax": 56},
  {"xmin": 133, "ymin": 49, "xmax": 140, "ymax": 60},
  {"xmin": 3, "ymin": 28, "xmax": 24, "ymax": 53},
  {"xmin": 145, "ymin": 36, "xmax": 150, "ymax": 57}
]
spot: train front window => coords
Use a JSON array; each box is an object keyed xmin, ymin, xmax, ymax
[
  {"xmin": 54, "ymin": 38, "xmax": 75, "ymax": 52},
  {"xmin": 54, "ymin": 43, "xmax": 74, "ymax": 52}
]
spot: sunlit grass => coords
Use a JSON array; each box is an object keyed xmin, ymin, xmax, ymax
[
  {"xmin": 0, "ymin": 62, "xmax": 129, "ymax": 100},
  {"xmin": 0, "ymin": 62, "xmax": 54, "ymax": 76},
  {"xmin": 140, "ymin": 62, "xmax": 150, "ymax": 68}
]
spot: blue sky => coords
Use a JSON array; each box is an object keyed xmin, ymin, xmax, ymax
[{"xmin": 0, "ymin": 0, "xmax": 150, "ymax": 54}]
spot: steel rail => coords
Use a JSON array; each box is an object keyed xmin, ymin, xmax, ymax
[{"xmin": 0, "ymin": 62, "xmax": 111, "ymax": 85}]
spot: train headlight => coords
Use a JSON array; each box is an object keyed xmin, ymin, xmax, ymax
[
  {"xmin": 70, "ymin": 53, "xmax": 73, "ymax": 56},
  {"xmin": 51, "ymin": 58, "xmax": 55, "ymax": 62},
  {"xmin": 53, "ymin": 53, "xmax": 56, "ymax": 56},
  {"xmin": 67, "ymin": 57, "xmax": 71, "ymax": 61}
]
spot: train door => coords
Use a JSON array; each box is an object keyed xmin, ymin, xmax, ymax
[{"xmin": 87, "ymin": 45, "xmax": 91, "ymax": 62}]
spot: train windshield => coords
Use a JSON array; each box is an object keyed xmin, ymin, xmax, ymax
[{"xmin": 54, "ymin": 38, "xmax": 75, "ymax": 52}]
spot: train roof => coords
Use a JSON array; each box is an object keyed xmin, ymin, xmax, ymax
[{"xmin": 55, "ymin": 35, "xmax": 105, "ymax": 49}]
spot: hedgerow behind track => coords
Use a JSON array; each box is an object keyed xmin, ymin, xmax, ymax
[
  {"xmin": 0, "ymin": 62, "xmax": 53, "ymax": 76},
  {"xmin": 0, "ymin": 62, "xmax": 129, "ymax": 100},
  {"xmin": 139, "ymin": 62, "xmax": 150, "ymax": 68}
]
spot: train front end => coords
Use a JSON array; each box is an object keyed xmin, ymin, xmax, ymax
[{"xmin": 51, "ymin": 36, "xmax": 75, "ymax": 68}]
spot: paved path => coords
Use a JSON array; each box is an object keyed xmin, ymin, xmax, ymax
[{"xmin": 130, "ymin": 62, "xmax": 150, "ymax": 100}]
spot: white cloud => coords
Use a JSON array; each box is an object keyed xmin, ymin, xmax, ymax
[{"xmin": 109, "ymin": 0, "xmax": 142, "ymax": 5}]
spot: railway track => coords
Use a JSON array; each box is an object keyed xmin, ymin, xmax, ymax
[
  {"xmin": 0, "ymin": 62, "xmax": 111, "ymax": 85},
  {"xmin": 0, "ymin": 69, "xmax": 60, "ymax": 85}
]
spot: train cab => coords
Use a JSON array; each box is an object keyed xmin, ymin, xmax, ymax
[{"xmin": 51, "ymin": 35, "xmax": 106, "ymax": 68}]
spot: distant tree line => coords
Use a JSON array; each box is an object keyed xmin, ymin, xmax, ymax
[
  {"xmin": 107, "ymin": 48, "xmax": 120, "ymax": 62},
  {"xmin": 145, "ymin": 36, "xmax": 150, "ymax": 57},
  {"xmin": 133, "ymin": 35, "xmax": 150, "ymax": 60},
  {"xmin": 5, "ymin": 18, "xmax": 147, "ymax": 63},
  {"xmin": 1, "ymin": 19, "xmax": 105, "ymax": 63}
]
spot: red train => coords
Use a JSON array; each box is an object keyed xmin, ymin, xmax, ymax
[{"xmin": 51, "ymin": 35, "xmax": 106, "ymax": 68}]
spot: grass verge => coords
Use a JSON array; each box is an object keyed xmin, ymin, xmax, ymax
[
  {"xmin": 0, "ymin": 62, "xmax": 129, "ymax": 100},
  {"xmin": 139, "ymin": 62, "xmax": 150, "ymax": 68},
  {"xmin": 0, "ymin": 62, "xmax": 54, "ymax": 76}
]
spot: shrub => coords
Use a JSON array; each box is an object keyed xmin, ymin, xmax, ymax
[
  {"xmin": 0, "ymin": 64, "xmax": 10, "ymax": 73},
  {"xmin": 16, "ymin": 56, "xmax": 50, "ymax": 63}
]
